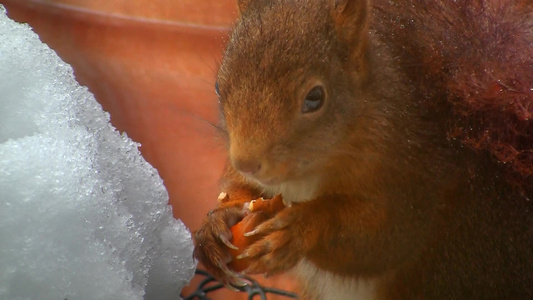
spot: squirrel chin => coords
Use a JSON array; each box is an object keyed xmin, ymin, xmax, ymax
[
  {"xmin": 239, "ymin": 171, "xmax": 284, "ymax": 187},
  {"xmin": 249, "ymin": 176, "xmax": 280, "ymax": 187}
]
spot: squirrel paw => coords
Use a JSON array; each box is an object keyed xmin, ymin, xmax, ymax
[
  {"xmin": 193, "ymin": 205, "xmax": 248, "ymax": 288},
  {"xmin": 238, "ymin": 206, "xmax": 307, "ymax": 276}
]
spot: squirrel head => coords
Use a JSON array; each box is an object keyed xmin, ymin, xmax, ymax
[{"xmin": 216, "ymin": 0, "xmax": 373, "ymax": 186}]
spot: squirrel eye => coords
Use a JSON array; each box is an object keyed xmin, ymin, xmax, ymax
[
  {"xmin": 302, "ymin": 86, "xmax": 325, "ymax": 113},
  {"xmin": 215, "ymin": 81, "xmax": 220, "ymax": 97}
]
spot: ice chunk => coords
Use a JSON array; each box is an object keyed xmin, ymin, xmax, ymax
[{"xmin": 0, "ymin": 5, "xmax": 196, "ymax": 300}]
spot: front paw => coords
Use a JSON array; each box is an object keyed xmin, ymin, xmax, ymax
[
  {"xmin": 193, "ymin": 205, "xmax": 248, "ymax": 288},
  {"xmin": 238, "ymin": 206, "xmax": 310, "ymax": 276}
]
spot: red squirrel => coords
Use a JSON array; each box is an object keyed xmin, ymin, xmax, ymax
[{"xmin": 194, "ymin": 0, "xmax": 533, "ymax": 299}]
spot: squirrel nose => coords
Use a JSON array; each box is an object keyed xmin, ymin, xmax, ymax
[{"xmin": 233, "ymin": 158, "xmax": 262, "ymax": 175}]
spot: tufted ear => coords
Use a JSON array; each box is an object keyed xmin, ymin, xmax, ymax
[
  {"xmin": 237, "ymin": 0, "xmax": 254, "ymax": 14},
  {"xmin": 332, "ymin": 0, "xmax": 370, "ymax": 62}
]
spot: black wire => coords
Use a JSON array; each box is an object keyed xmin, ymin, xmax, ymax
[{"xmin": 181, "ymin": 269, "xmax": 298, "ymax": 300}]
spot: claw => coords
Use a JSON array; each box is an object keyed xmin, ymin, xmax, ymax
[
  {"xmin": 217, "ymin": 263, "xmax": 248, "ymax": 290},
  {"xmin": 219, "ymin": 234, "xmax": 239, "ymax": 250},
  {"xmin": 235, "ymin": 252, "xmax": 249, "ymax": 260},
  {"xmin": 243, "ymin": 229, "xmax": 258, "ymax": 237},
  {"xmin": 224, "ymin": 282, "xmax": 241, "ymax": 292},
  {"xmin": 231, "ymin": 277, "xmax": 249, "ymax": 287},
  {"xmin": 216, "ymin": 258, "xmax": 241, "ymax": 278}
]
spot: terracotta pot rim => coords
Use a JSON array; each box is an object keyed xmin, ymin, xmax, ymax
[{"xmin": 6, "ymin": 0, "xmax": 231, "ymax": 34}]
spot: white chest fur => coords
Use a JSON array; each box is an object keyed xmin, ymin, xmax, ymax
[
  {"xmin": 264, "ymin": 176, "xmax": 321, "ymax": 205},
  {"xmin": 294, "ymin": 259, "xmax": 378, "ymax": 300},
  {"xmin": 266, "ymin": 178, "xmax": 379, "ymax": 299}
]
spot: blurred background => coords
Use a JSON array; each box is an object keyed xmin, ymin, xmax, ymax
[{"xmin": 0, "ymin": 0, "xmax": 297, "ymax": 299}]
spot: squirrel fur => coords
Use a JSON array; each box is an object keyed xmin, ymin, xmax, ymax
[{"xmin": 194, "ymin": 0, "xmax": 533, "ymax": 299}]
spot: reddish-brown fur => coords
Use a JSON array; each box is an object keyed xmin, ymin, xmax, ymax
[
  {"xmin": 373, "ymin": 0, "xmax": 533, "ymax": 188},
  {"xmin": 194, "ymin": 0, "xmax": 533, "ymax": 298}
]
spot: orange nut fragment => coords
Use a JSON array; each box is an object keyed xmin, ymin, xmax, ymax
[{"xmin": 248, "ymin": 194, "xmax": 285, "ymax": 215}]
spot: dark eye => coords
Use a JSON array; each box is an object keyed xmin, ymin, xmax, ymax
[
  {"xmin": 302, "ymin": 86, "xmax": 325, "ymax": 113},
  {"xmin": 215, "ymin": 81, "xmax": 220, "ymax": 97}
]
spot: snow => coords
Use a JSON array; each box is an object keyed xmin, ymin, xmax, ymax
[{"xmin": 0, "ymin": 6, "xmax": 196, "ymax": 300}]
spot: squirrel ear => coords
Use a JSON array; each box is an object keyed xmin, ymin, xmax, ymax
[
  {"xmin": 332, "ymin": 0, "xmax": 369, "ymax": 61},
  {"xmin": 237, "ymin": 0, "xmax": 253, "ymax": 14}
]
